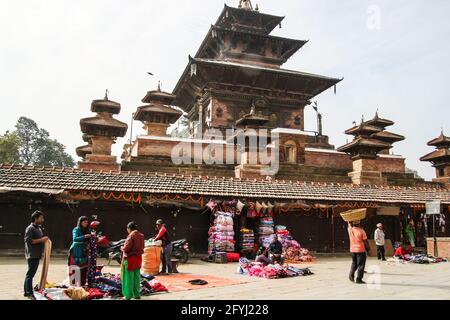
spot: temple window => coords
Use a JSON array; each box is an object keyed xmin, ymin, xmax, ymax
[{"xmin": 285, "ymin": 141, "xmax": 297, "ymax": 163}]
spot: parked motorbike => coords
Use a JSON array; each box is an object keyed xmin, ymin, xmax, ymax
[
  {"xmin": 172, "ymin": 238, "xmax": 190, "ymax": 264},
  {"xmin": 97, "ymin": 234, "xmax": 125, "ymax": 264},
  {"xmin": 90, "ymin": 221, "xmax": 124, "ymax": 264}
]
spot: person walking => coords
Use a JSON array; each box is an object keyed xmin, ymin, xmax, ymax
[
  {"xmin": 24, "ymin": 211, "xmax": 49, "ymax": 298},
  {"xmin": 121, "ymin": 221, "xmax": 145, "ymax": 300},
  {"xmin": 154, "ymin": 219, "xmax": 172, "ymax": 274},
  {"xmin": 374, "ymin": 223, "xmax": 386, "ymax": 261},
  {"xmin": 348, "ymin": 220, "xmax": 369, "ymax": 284}
]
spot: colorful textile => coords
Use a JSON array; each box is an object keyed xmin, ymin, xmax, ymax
[
  {"xmin": 209, "ymin": 212, "xmax": 235, "ymax": 253},
  {"xmin": 87, "ymin": 233, "xmax": 98, "ymax": 286},
  {"xmin": 238, "ymin": 258, "xmax": 311, "ymax": 279},
  {"xmin": 148, "ymin": 279, "xmax": 168, "ymax": 292},
  {"xmin": 121, "ymin": 259, "xmax": 141, "ymax": 299}
]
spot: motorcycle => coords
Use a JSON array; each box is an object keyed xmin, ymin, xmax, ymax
[
  {"xmin": 97, "ymin": 234, "xmax": 125, "ymax": 265},
  {"xmin": 172, "ymin": 238, "xmax": 190, "ymax": 264},
  {"xmin": 91, "ymin": 221, "xmax": 124, "ymax": 265}
]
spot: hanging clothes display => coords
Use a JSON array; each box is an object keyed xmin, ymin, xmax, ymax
[{"xmin": 87, "ymin": 232, "xmax": 98, "ymax": 287}]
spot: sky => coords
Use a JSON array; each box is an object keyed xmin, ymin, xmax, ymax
[{"xmin": 0, "ymin": 0, "xmax": 449, "ymax": 180}]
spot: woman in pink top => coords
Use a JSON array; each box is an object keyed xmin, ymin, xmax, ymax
[{"xmin": 348, "ymin": 221, "xmax": 369, "ymax": 284}]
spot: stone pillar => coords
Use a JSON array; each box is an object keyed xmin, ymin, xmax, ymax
[
  {"xmin": 433, "ymin": 166, "xmax": 450, "ymax": 188},
  {"xmin": 145, "ymin": 122, "xmax": 170, "ymax": 136},
  {"xmin": 348, "ymin": 157, "xmax": 385, "ymax": 185}
]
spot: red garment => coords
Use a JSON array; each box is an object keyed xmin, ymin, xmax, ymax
[
  {"xmin": 122, "ymin": 231, "xmax": 145, "ymax": 258},
  {"xmin": 86, "ymin": 288, "xmax": 104, "ymax": 300},
  {"xmin": 395, "ymin": 246, "xmax": 411, "ymax": 257},
  {"xmin": 154, "ymin": 226, "xmax": 167, "ymax": 242},
  {"xmin": 126, "ymin": 255, "xmax": 142, "ymax": 271}
]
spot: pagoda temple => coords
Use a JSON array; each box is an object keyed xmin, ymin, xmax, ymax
[
  {"xmin": 338, "ymin": 113, "xmax": 405, "ymax": 185},
  {"xmin": 1, "ymin": 1, "xmax": 448, "ymax": 256},
  {"xmin": 421, "ymin": 131, "xmax": 450, "ymax": 187},
  {"xmin": 77, "ymin": 93, "xmax": 128, "ymax": 172}
]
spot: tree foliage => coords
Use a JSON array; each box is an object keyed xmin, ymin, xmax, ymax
[
  {"xmin": 0, "ymin": 131, "xmax": 20, "ymax": 164},
  {"xmin": 0, "ymin": 117, "xmax": 75, "ymax": 167}
]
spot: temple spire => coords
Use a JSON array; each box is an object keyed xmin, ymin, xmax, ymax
[{"xmin": 239, "ymin": 0, "xmax": 254, "ymax": 10}]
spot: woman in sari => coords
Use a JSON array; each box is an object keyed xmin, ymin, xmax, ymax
[
  {"xmin": 121, "ymin": 221, "xmax": 144, "ymax": 300},
  {"xmin": 68, "ymin": 216, "xmax": 91, "ymax": 286}
]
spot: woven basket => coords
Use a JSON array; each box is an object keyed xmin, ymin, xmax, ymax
[{"xmin": 340, "ymin": 208, "xmax": 367, "ymax": 222}]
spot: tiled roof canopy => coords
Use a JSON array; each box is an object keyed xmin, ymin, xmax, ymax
[{"xmin": 0, "ymin": 164, "xmax": 449, "ymax": 204}]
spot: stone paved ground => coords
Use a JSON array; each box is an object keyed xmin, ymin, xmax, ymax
[{"xmin": 1, "ymin": 256, "xmax": 449, "ymax": 300}]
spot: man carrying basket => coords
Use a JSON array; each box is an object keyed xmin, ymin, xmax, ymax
[{"xmin": 341, "ymin": 209, "xmax": 370, "ymax": 285}]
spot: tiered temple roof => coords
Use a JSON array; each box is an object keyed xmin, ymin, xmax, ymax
[
  {"xmin": 338, "ymin": 113, "xmax": 404, "ymax": 159},
  {"xmin": 421, "ymin": 131, "xmax": 450, "ymax": 164}
]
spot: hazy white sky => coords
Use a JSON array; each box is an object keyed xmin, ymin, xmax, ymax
[{"xmin": 0, "ymin": 0, "xmax": 449, "ymax": 180}]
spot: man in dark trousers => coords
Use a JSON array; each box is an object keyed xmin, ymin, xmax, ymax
[
  {"xmin": 348, "ymin": 220, "xmax": 369, "ymax": 284},
  {"xmin": 24, "ymin": 211, "xmax": 49, "ymax": 298},
  {"xmin": 154, "ymin": 219, "xmax": 172, "ymax": 274},
  {"xmin": 374, "ymin": 223, "xmax": 386, "ymax": 261}
]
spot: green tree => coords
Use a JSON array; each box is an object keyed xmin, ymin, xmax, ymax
[
  {"xmin": 13, "ymin": 117, "xmax": 75, "ymax": 167},
  {"xmin": 0, "ymin": 131, "xmax": 20, "ymax": 164}
]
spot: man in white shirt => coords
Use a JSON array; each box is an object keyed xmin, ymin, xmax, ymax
[{"xmin": 374, "ymin": 223, "xmax": 386, "ymax": 261}]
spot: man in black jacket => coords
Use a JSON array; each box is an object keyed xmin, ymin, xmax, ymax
[
  {"xmin": 268, "ymin": 235, "xmax": 284, "ymax": 264},
  {"xmin": 24, "ymin": 211, "xmax": 49, "ymax": 298}
]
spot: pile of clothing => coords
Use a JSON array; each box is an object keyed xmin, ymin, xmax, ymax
[
  {"xmin": 408, "ymin": 254, "xmax": 448, "ymax": 264},
  {"xmin": 275, "ymin": 225, "xmax": 315, "ymax": 262},
  {"xmin": 238, "ymin": 258, "xmax": 313, "ymax": 279},
  {"xmin": 33, "ymin": 272, "xmax": 168, "ymax": 300},
  {"xmin": 208, "ymin": 211, "xmax": 235, "ymax": 253},
  {"xmin": 239, "ymin": 228, "xmax": 255, "ymax": 253}
]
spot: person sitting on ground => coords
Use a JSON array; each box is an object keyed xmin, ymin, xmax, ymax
[
  {"xmin": 268, "ymin": 235, "xmax": 284, "ymax": 264},
  {"xmin": 394, "ymin": 245, "xmax": 412, "ymax": 260},
  {"xmin": 255, "ymin": 247, "xmax": 271, "ymax": 266}
]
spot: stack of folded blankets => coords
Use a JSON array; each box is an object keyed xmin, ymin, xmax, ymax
[
  {"xmin": 275, "ymin": 225, "xmax": 314, "ymax": 262},
  {"xmin": 239, "ymin": 228, "xmax": 255, "ymax": 253},
  {"xmin": 208, "ymin": 211, "xmax": 235, "ymax": 254},
  {"xmin": 259, "ymin": 216, "xmax": 275, "ymax": 248}
]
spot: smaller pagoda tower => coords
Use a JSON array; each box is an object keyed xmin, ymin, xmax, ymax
[
  {"xmin": 75, "ymin": 134, "xmax": 93, "ymax": 161},
  {"xmin": 134, "ymin": 85, "xmax": 182, "ymax": 137},
  {"xmin": 365, "ymin": 112, "xmax": 405, "ymax": 154},
  {"xmin": 77, "ymin": 92, "xmax": 128, "ymax": 171},
  {"xmin": 420, "ymin": 131, "xmax": 450, "ymax": 187},
  {"xmin": 338, "ymin": 113, "xmax": 404, "ymax": 185},
  {"xmin": 232, "ymin": 104, "xmax": 274, "ymax": 179}
]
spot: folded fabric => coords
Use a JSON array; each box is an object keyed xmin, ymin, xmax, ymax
[
  {"xmin": 149, "ymin": 279, "xmax": 168, "ymax": 292},
  {"xmin": 86, "ymin": 288, "xmax": 105, "ymax": 300},
  {"xmin": 64, "ymin": 287, "xmax": 89, "ymax": 300}
]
